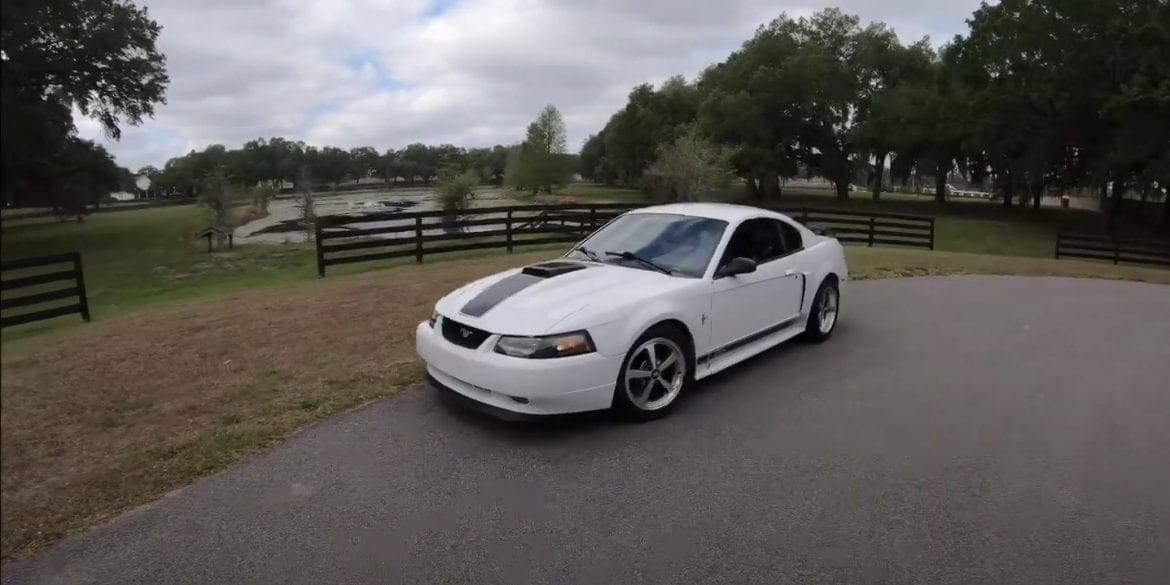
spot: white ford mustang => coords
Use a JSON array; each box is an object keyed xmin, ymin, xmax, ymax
[{"xmin": 416, "ymin": 203, "xmax": 848, "ymax": 420}]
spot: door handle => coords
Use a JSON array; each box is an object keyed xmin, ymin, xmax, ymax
[{"xmin": 784, "ymin": 269, "xmax": 796, "ymax": 277}]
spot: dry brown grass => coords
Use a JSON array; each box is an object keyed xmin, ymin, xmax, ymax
[
  {"xmin": 2, "ymin": 246, "xmax": 1167, "ymax": 559},
  {"xmin": 846, "ymin": 247, "xmax": 1170, "ymax": 284}
]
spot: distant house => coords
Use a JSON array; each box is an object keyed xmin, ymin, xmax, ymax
[{"xmin": 109, "ymin": 191, "xmax": 136, "ymax": 202}]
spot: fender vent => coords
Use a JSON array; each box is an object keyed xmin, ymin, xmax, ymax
[{"xmin": 521, "ymin": 261, "xmax": 588, "ymax": 278}]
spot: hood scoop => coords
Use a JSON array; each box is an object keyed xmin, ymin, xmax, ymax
[
  {"xmin": 521, "ymin": 261, "xmax": 588, "ymax": 278},
  {"xmin": 460, "ymin": 261, "xmax": 591, "ymax": 317}
]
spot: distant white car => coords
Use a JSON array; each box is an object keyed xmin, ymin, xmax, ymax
[{"xmin": 416, "ymin": 203, "xmax": 849, "ymax": 420}]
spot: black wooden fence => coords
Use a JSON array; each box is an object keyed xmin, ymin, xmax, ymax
[
  {"xmin": 790, "ymin": 208, "xmax": 935, "ymax": 250},
  {"xmin": 1054, "ymin": 231, "xmax": 1170, "ymax": 268},
  {"xmin": 0, "ymin": 252, "xmax": 91, "ymax": 328},
  {"xmin": 314, "ymin": 203, "xmax": 936, "ymax": 276}
]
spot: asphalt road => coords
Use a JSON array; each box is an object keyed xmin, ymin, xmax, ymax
[{"xmin": 5, "ymin": 276, "xmax": 1170, "ymax": 585}]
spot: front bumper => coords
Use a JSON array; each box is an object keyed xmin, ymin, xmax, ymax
[{"xmin": 415, "ymin": 321, "xmax": 620, "ymax": 417}]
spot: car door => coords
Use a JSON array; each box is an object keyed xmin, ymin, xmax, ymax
[{"xmin": 708, "ymin": 218, "xmax": 805, "ymax": 353}]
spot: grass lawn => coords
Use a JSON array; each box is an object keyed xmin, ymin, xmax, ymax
[
  {"xmin": 2, "ymin": 244, "xmax": 1169, "ymax": 559},
  {"xmin": 1, "ymin": 206, "xmax": 317, "ymax": 326}
]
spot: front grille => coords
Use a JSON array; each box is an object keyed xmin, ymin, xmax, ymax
[{"xmin": 441, "ymin": 317, "xmax": 492, "ymax": 349}]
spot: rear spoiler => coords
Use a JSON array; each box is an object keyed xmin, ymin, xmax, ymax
[{"xmin": 808, "ymin": 225, "xmax": 832, "ymax": 237}]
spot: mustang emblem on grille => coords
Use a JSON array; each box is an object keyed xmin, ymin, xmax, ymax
[{"xmin": 460, "ymin": 328, "xmax": 472, "ymax": 338}]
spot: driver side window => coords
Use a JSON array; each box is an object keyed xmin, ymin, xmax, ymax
[{"xmin": 719, "ymin": 218, "xmax": 785, "ymax": 267}]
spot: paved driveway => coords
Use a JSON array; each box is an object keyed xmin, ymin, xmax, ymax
[{"xmin": 5, "ymin": 276, "xmax": 1169, "ymax": 585}]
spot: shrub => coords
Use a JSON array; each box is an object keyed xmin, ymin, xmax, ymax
[{"xmin": 436, "ymin": 168, "xmax": 478, "ymax": 214}]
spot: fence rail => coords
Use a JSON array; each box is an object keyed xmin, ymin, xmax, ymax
[
  {"xmin": 314, "ymin": 203, "xmax": 935, "ymax": 276},
  {"xmin": 0, "ymin": 197, "xmax": 197, "ymax": 223},
  {"xmin": 0, "ymin": 252, "xmax": 91, "ymax": 328},
  {"xmin": 1054, "ymin": 232, "xmax": 1170, "ymax": 268}
]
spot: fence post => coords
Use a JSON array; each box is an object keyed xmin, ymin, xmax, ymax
[
  {"xmin": 867, "ymin": 217, "xmax": 876, "ymax": 247},
  {"xmin": 415, "ymin": 216, "xmax": 424, "ymax": 263},
  {"xmin": 590, "ymin": 206, "xmax": 597, "ymax": 231},
  {"xmin": 928, "ymin": 218, "xmax": 935, "ymax": 250},
  {"xmin": 802, "ymin": 209, "xmax": 809, "ymax": 224},
  {"xmin": 315, "ymin": 223, "xmax": 325, "ymax": 277},
  {"xmin": 72, "ymin": 252, "xmax": 91, "ymax": 322},
  {"xmin": 506, "ymin": 210, "xmax": 513, "ymax": 253},
  {"xmin": 1054, "ymin": 232, "xmax": 1061, "ymax": 259},
  {"xmin": 1113, "ymin": 237, "xmax": 1121, "ymax": 265}
]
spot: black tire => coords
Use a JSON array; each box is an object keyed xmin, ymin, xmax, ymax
[
  {"xmin": 803, "ymin": 277, "xmax": 840, "ymax": 343},
  {"xmin": 612, "ymin": 324, "xmax": 693, "ymax": 421}
]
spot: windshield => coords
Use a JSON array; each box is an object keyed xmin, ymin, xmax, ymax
[{"xmin": 568, "ymin": 213, "xmax": 728, "ymax": 277}]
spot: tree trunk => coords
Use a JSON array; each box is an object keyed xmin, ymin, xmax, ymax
[
  {"xmin": 835, "ymin": 177, "xmax": 850, "ymax": 201},
  {"xmin": 1002, "ymin": 186, "xmax": 1014, "ymax": 208},
  {"xmin": 748, "ymin": 176, "xmax": 764, "ymax": 198},
  {"xmin": 934, "ymin": 172, "xmax": 947, "ymax": 204},
  {"xmin": 762, "ymin": 173, "xmax": 781, "ymax": 199},
  {"xmin": 1163, "ymin": 191, "xmax": 1169, "ymax": 224},
  {"xmin": 1107, "ymin": 181, "xmax": 1125, "ymax": 229},
  {"xmin": 871, "ymin": 151, "xmax": 888, "ymax": 201},
  {"xmin": 1030, "ymin": 181, "xmax": 1044, "ymax": 211}
]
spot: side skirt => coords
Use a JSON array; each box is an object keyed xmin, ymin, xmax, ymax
[{"xmin": 695, "ymin": 316, "xmax": 804, "ymax": 379}]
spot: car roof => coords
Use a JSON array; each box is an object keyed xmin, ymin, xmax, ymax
[{"xmin": 626, "ymin": 202, "xmax": 789, "ymax": 223}]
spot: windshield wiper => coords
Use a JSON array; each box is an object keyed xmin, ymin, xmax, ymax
[
  {"xmin": 605, "ymin": 250, "xmax": 672, "ymax": 275},
  {"xmin": 572, "ymin": 245, "xmax": 601, "ymax": 262}
]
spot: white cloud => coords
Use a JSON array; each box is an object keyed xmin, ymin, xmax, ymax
[{"xmin": 78, "ymin": 0, "xmax": 982, "ymax": 169}]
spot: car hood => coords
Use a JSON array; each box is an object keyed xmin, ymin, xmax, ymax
[{"xmin": 435, "ymin": 260, "xmax": 688, "ymax": 335}]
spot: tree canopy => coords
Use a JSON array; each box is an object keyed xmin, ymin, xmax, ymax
[
  {"xmin": 584, "ymin": 3, "xmax": 1170, "ymax": 222},
  {"xmin": 1, "ymin": 0, "xmax": 168, "ymax": 211}
]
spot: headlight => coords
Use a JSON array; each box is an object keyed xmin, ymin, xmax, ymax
[
  {"xmin": 494, "ymin": 331, "xmax": 595, "ymax": 359},
  {"xmin": 428, "ymin": 311, "xmax": 439, "ymax": 328}
]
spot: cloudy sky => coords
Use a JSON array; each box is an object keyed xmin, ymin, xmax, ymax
[{"xmin": 77, "ymin": 0, "xmax": 983, "ymax": 170}]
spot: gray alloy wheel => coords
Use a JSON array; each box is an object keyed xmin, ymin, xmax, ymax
[
  {"xmin": 623, "ymin": 337, "xmax": 687, "ymax": 411},
  {"xmin": 613, "ymin": 325, "xmax": 692, "ymax": 420},
  {"xmin": 803, "ymin": 278, "xmax": 840, "ymax": 343}
]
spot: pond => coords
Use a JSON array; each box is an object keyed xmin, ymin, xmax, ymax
[{"xmin": 235, "ymin": 187, "xmax": 527, "ymax": 244}]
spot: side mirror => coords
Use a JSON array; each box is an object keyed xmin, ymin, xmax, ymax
[{"xmin": 715, "ymin": 256, "xmax": 757, "ymax": 278}]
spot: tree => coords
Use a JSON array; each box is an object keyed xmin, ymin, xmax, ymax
[
  {"xmin": 348, "ymin": 146, "xmax": 380, "ymax": 183},
  {"xmin": 47, "ymin": 138, "xmax": 121, "ymax": 218},
  {"xmin": 699, "ymin": 20, "xmax": 803, "ymax": 199},
  {"xmin": 579, "ymin": 134, "xmax": 604, "ymax": 181},
  {"xmin": 1, "ymin": 0, "xmax": 168, "ymax": 207},
  {"xmin": 784, "ymin": 10, "xmax": 915, "ymax": 201},
  {"xmin": 482, "ymin": 145, "xmax": 508, "ymax": 185},
  {"xmin": 593, "ymin": 78, "xmax": 700, "ymax": 186},
  {"xmin": 867, "ymin": 52, "xmax": 971, "ymax": 204},
  {"xmin": 200, "ymin": 165, "xmax": 233, "ymax": 238},
  {"xmin": 297, "ymin": 166, "xmax": 315, "ymax": 241},
  {"xmin": 642, "ymin": 127, "xmax": 734, "ymax": 202},
  {"xmin": 854, "ymin": 39, "xmax": 935, "ymax": 199},
  {"xmin": 399, "ymin": 143, "xmax": 438, "ymax": 185},
  {"xmin": 313, "ymin": 147, "xmax": 350, "ymax": 189},
  {"xmin": 435, "ymin": 167, "xmax": 477, "ymax": 228},
  {"xmin": 507, "ymin": 105, "xmax": 573, "ymax": 193}
]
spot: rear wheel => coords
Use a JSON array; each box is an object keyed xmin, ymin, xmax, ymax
[
  {"xmin": 612, "ymin": 325, "xmax": 691, "ymax": 420},
  {"xmin": 803, "ymin": 278, "xmax": 840, "ymax": 342}
]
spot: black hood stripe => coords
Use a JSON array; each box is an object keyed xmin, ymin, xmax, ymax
[
  {"xmin": 459, "ymin": 261, "xmax": 591, "ymax": 317},
  {"xmin": 460, "ymin": 273, "xmax": 544, "ymax": 317}
]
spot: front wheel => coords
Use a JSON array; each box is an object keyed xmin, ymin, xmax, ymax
[
  {"xmin": 803, "ymin": 278, "xmax": 840, "ymax": 342},
  {"xmin": 612, "ymin": 325, "xmax": 691, "ymax": 420}
]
